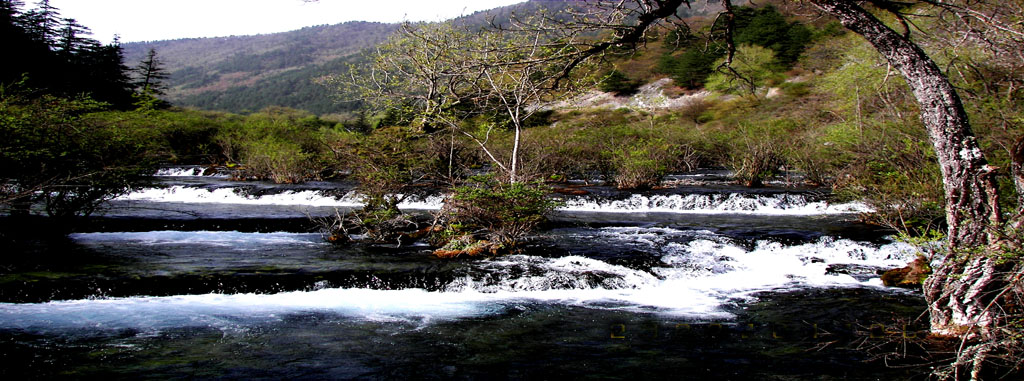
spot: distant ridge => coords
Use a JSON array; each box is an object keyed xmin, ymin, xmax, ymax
[
  {"xmin": 122, "ymin": 21, "xmax": 397, "ymax": 115},
  {"xmin": 120, "ymin": 0, "xmax": 724, "ymax": 115}
]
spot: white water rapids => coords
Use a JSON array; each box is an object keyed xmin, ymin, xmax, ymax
[
  {"xmin": 0, "ymin": 171, "xmax": 911, "ymax": 335},
  {"xmin": 118, "ymin": 185, "xmax": 870, "ymax": 215},
  {"xmin": 0, "ymin": 227, "xmax": 917, "ymax": 333}
]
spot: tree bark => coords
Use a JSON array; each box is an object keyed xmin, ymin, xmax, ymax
[
  {"xmin": 808, "ymin": 0, "xmax": 1005, "ymax": 341},
  {"xmin": 1012, "ymin": 136, "xmax": 1024, "ymax": 221}
]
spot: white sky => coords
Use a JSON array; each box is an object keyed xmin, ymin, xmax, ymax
[{"xmin": 47, "ymin": 0, "xmax": 526, "ymax": 43}]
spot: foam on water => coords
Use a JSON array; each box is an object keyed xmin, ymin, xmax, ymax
[
  {"xmin": 0, "ymin": 228, "xmax": 919, "ymax": 333},
  {"xmin": 0, "ymin": 288, "xmax": 492, "ymax": 332},
  {"xmin": 70, "ymin": 231, "xmax": 324, "ymax": 248},
  {"xmin": 440, "ymin": 229, "xmax": 916, "ymax": 317},
  {"xmin": 561, "ymin": 193, "xmax": 871, "ymax": 215},
  {"xmin": 154, "ymin": 166, "xmax": 227, "ymax": 177},
  {"xmin": 120, "ymin": 186, "xmax": 869, "ymax": 215},
  {"xmin": 118, "ymin": 186, "xmax": 444, "ymax": 209}
]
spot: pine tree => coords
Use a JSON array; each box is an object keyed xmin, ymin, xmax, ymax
[
  {"xmin": 56, "ymin": 17, "xmax": 94, "ymax": 56},
  {"xmin": 0, "ymin": 0, "xmax": 52, "ymax": 87},
  {"xmin": 135, "ymin": 48, "xmax": 169, "ymax": 95},
  {"xmin": 80, "ymin": 37, "xmax": 135, "ymax": 109},
  {"xmin": 21, "ymin": 0, "xmax": 59, "ymax": 46}
]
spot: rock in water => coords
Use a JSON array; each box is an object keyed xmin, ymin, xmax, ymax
[{"xmin": 881, "ymin": 256, "xmax": 932, "ymax": 288}]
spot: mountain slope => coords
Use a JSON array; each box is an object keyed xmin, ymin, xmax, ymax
[
  {"xmin": 122, "ymin": 21, "xmax": 396, "ymax": 115},
  {"xmin": 120, "ymin": 0, "xmax": 731, "ymax": 115}
]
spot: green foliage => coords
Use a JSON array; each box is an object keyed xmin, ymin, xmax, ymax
[
  {"xmin": 503, "ymin": 109, "xmax": 706, "ymax": 183},
  {"xmin": 731, "ymin": 5, "xmax": 811, "ymax": 66},
  {"xmin": 611, "ymin": 140, "xmax": 671, "ymax": 190},
  {"xmin": 834, "ymin": 129, "xmax": 944, "ymax": 235},
  {"xmin": 215, "ymin": 106, "xmax": 334, "ymax": 183},
  {"xmin": 440, "ymin": 176, "xmax": 561, "ymax": 247},
  {"xmin": 659, "ymin": 5, "xmax": 811, "ymax": 90},
  {"xmin": 240, "ymin": 138, "xmax": 312, "ymax": 184},
  {"xmin": 0, "ymin": 91, "xmax": 158, "ymax": 218},
  {"xmin": 806, "ymin": 35, "xmax": 944, "ymax": 234},
  {"xmin": 705, "ymin": 44, "xmax": 780, "ymax": 94},
  {"xmin": 85, "ymin": 108, "xmax": 237, "ymax": 164},
  {"xmin": 599, "ymin": 69, "xmax": 641, "ymax": 95},
  {"xmin": 121, "ymin": 21, "xmax": 396, "ymax": 115},
  {"xmin": 328, "ymin": 126, "xmax": 430, "ymax": 215},
  {"xmin": 897, "ymin": 229, "xmax": 947, "ymax": 262},
  {"xmin": 1, "ymin": 2, "xmax": 137, "ymax": 109},
  {"xmin": 816, "ymin": 36, "xmax": 911, "ymax": 118},
  {"xmin": 725, "ymin": 119, "xmax": 792, "ymax": 187},
  {"xmin": 658, "ymin": 44, "xmax": 722, "ymax": 89}
]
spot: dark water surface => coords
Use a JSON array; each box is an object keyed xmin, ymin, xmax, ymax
[{"xmin": 0, "ymin": 171, "xmax": 930, "ymax": 379}]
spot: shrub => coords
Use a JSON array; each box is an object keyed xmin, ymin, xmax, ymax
[
  {"xmin": 85, "ymin": 108, "xmax": 232, "ymax": 164},
  {"xmin": 342, "ymin": 126, "xmax": 428, "ymax": 211},
  {"xmin": 726, "ymin": 120, "xmax": 794, "ymax": 187},
  {"xmin": 611, "ymin": 140, "xmax": 671, "ymax": 190},
  {"xmin": 730, "ymin": 142, "xmax": 785, "ymax": 187},
  {"xmin": 419, "ymin": 130, "xmax": 476, "ymax": 186},
  {"xmin": 320, "ymin": 126, "xmax": 438, "ymax": 244},
  {"xmin": 239, "ymin": 138, "xmax": 313, "ymax": 184},
  {"xmin": 833, "ymin": 133, "xmax": 945, "ymax": 235},
  {"xmin": 215, "ymin": 107, "xmax": 332, "ymax": 183},
  {"xmin": 436, "ymin": 177, "xmax": 561, "ymax": 250},
  {"xmin": 599, "ymin": 69, "xmax": 642, "ymax": 95},
  {"xmin": 786, "ymin": 137, "xmax": 832, "ymax": 186},
  {"xmin": 0, "ymin": 93, "xmax": 158, "ymax": 219},
  {"xmin": 659, "ymin": 45, "xmax": 722, "ymax": 89}
]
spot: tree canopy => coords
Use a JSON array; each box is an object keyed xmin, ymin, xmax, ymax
[{"xmin": 0, "ymin": 0, "xmax": 136, "ymax": 109}]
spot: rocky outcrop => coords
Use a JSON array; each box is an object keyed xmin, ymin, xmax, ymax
[{"xmin": 546, "ymin": 78, "xmax": 710, "ymax": 111}]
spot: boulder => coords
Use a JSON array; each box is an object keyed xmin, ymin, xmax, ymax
[{"xmin": 881, "ymin": 256, "xmax": 932, "ymax": 288}]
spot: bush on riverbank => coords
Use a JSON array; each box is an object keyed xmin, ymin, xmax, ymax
[
  {"xmin": 216, "ymin": 107, "xmax": 334, "ymax": 182},
  {"xmin": 0, "ymin": 93, "xmax": 159, "ymax": 218},
  {"xmin": 431, "ymin": 177, "xmax": 561, "ymax": 256}
]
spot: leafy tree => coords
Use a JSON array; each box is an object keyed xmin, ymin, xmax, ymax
[
  {"xmin": 466, "ymin": 21, "xmax": 597, "ymax": 183},
  {"xmin": 20, "ymin": 0, "xmax": 58, "ymax": 46},
  {"xmin": 731, "ymin": 5, "xmax": 811, "ymax": 66},
  {"xmin": 55, "ymin": 17, "xmax": 94, "ymax": 56},
  {"xmin": 332, "ymin": 19, "xmax": 594, "ymax": 184},
  {"xmin": 319, "ymin": 126, "xmax": 433, "ymax": 243},
  {"xmin": 329, "ymin": 22, "xmax": 475, "ymax": 133},
  {"xmin": 704, "ymin": 44, "xmax": 779, "ymax": 94},
  {"xmin": 77, "ymin": 39, "xmax": 136, "ymax": 109},
  {"xmin": 0, "ymin": 89, "xmax": 157, "ymax": 219},
  {"xmin": 1, "ymin": 0, "xmax": 54, "ymax": 87},
  {"xmin": 556, "ymin": 0, "xmax": 1024, "ymax": 376},
  {"xmin": 435, "ymin": 176, "xmax": 561, "ymax": 253},
  {"xmin": 658, "ymin": 4, "xmax": 810, "ymax": 90},
  {"xmin": 214, "ymin": 106, "xmax": 330, "ymax": 183}
]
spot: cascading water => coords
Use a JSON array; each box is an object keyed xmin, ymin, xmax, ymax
[{"xmin": 0, "ymin": 168, "xmax": 928, "ymax": 379}]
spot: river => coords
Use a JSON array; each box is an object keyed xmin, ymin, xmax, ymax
[{"xmin": 0, "ymin": 167, "xmax": 929, "ymax": 379}]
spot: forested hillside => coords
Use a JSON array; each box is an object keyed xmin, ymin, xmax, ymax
[
  {"xmin": 121, "ymin": 22, "xmax": 396, "ymax": 115},
  {"xmin": 120, "ymin": 0, "xmax": 741, "ymax": 115}
]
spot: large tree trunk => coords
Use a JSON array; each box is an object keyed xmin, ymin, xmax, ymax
[{"xmin": 809, "ymin": 0, "xmax": 1006, "ymax": 348}]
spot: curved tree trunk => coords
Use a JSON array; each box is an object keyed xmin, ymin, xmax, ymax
[
  {"xmin": 808, "ymin": 0, "xmax": 1006, "ymax": 349},
  {"xmin": 567, "ymin": 0, "xmax": 1017, "ymax": 376}
]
